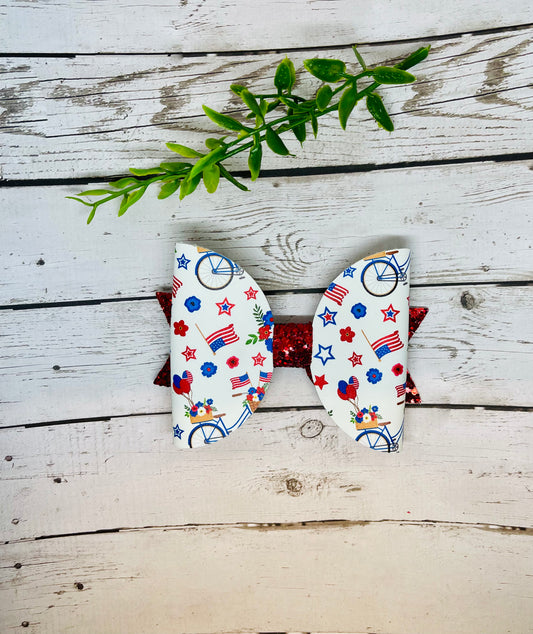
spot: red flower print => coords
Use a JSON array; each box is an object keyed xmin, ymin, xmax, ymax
[
  {"xmin": 339, "ymin": 326, "xmax": 355, "ymax": 343},
  {"xmin": 226, "ymin": 356, "xmax": 239, "ymax": 369},
  {"xmin": 256, "ymin": 386, "xmax": 265, "ymax": 396},
  {"xmin": 258, "ymin": 325, "xmax": 271, "ymax": 340},
  {"xmin": 173, "ymin": 320, "xmax": 189, "ymax": 337},
  {"xmin": 246, "ymin": 393, "xmax": 254, "ymax": 402},
  {"xmin": 392, "ymin": 363, "xmax": 404, "ymax": 376}
]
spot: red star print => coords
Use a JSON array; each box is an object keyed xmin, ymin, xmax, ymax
[
  {"xmin": 244, "ymin": 287, "xmax": 258, "ymax": 300},
  {"xmin": 348, "ymin": 352, "xmax": 363, "ymax": 367},
  {"xmin": 252, "ymin": 352, "xmax": 266, "ymax": 366},
  {"xmin": 181, "ymin": 346, "xmax": 196, "ymax": 361},
  {"xmin": 381, "ymin": 303, "xmax": 400, "ymax": 323},
  {"xmin": 313, "ymin": 374, "xmax": 328, "ymax": 390},
  {"xmin": 216, "ymin": 297, "xmax": 235, "ymax": 316}
]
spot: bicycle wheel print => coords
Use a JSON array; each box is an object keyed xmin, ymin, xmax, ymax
[
  {"xmin": 361, "ymin": 260, "xmax": 398, "ymax": 297},
  {"xmin": 195, "ymin": 253, "xmax": 234, "ymax": 290},
  {"xmin": 188, "ymin": 422, "xmax": 226, "ymax": 447},
  {"xmin": 356, "ymin": 429, "xmax": 391, "ymax": 452}
]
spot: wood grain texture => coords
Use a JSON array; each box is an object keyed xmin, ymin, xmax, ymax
[
  {"xmin": 1, "ymin": 29, "xmax": 532, "ymax": 180},
  {"xmin": 1, "ymin": 522, "xmax": 532, "ymax": 634},
  {"xmin": 2, "ymin": 0, "xmax": 533, "ymax": 54},
  {"xmin": 2, "ymin": 160, "xmax": 532, "ymax": 305},
  {"xmin": 1, "ymin": 285, "xmax": 531, "ymax": 427},
  {"xmin": 2, "ymin": 408, "xmax": 532, "ymax": 541}
]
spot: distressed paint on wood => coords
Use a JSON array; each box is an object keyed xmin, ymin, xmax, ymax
[
  {"xmin": 1, "ymin": 522, "xmax": 532, "ymax": 634},
  {"xmin": 1, "ymin": 29, "xmax": 532, "ymax": 179},
  {"xmin": 0, "ymin": 285, "xmax": 532, "ymax": 426},
  {"xmin": 1, "ymin": 408, "xmax": 532, "ymax": 541},
  {"xmin": 1, "ymin": 160, "xmax": 532, "ymax": 305},
  {"xmin": 2, "ymin": 0, "xmax": 533, "ymax": 53}
]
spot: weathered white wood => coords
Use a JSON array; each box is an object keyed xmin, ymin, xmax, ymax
[
  {"xmin": 0, "ymin": 285, "xmax": 531, "ymax": 426},
  {"xmin": 1, "ymin": 521, "xmax": 532, "ymax": 634},
  {"xmin": 1, "ymin": 29, "xmax": 532, "ymax": 179},
  {"xmin": 2, "ymin": 160, "xmax": 532, "ymax": 305},
  {"xmin": 1, "ymin": 408, "xmax": 532, "ymax": 541},
  {"xmin": 2, "ymin": 0, "xmax": 532, "ymax": 54}
]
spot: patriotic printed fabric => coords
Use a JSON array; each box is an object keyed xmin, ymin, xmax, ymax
[
  {"xmin": 170, "ymin": 243, "xmax": 273, "ymax": 448},
  {"xmin": 310, "ymin": 248, "xmax": 411, "ymax": 452}
]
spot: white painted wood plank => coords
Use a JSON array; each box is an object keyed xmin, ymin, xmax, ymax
[
  {"xmin": 0, "ymin": 285, "xmax": 531, "ymax": 426},
  {"xmin": 2, "ymin": 0, "xmax": 532, "ymax": 54},
  {"xmin": 1, "ymin": 522, "xmax": 532, "ymax": 634},
  {"xmin": 2, "ymin": 161, "xmax": 532, "ymax": 305},
  {"xmin": 1, "ymin": 408, "xmax": 532, "ymax": 541},
  {"xmin": 2, "ymin": 30, "xmax": 532, "ymax": 179}
]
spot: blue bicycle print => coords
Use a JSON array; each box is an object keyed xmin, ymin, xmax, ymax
[
  {"xmin": 188, "ymin": 404, "xmax": 253, "ymax": 447},
  {"xmin": 195, "ymin": 249, "xmax": 244, "ymax": 291},
  {"xmin": 360, "ymin": 250, "xmax": 411, "ymax": 297},
  {"xmin": 356, "ymin": 419, "xmax": 404, "ymax": 452}
]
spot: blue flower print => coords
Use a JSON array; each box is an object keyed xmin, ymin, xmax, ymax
[
  {"xmin": 201, "ymin": 361, "xmax": 218, "ymax": 377},
  {"xmin": 351, "ymin": 303, "xmax": 367, "ymax": 319},
  {"xmin": 206, "ymin": 398, "xmax": 213, "ymax": 406},
  {"xmin": 264, "ymin": 337, "xmax": 273, "ymax": 353},
  {"xmin": 262, "ymin": 310, "xmax": 274, "ymax": 326},
  {"xmin": 248, "ymin": 387, "xmax": 255, "ymax": 394},
  {"xmin": 184, "ymin": 296, "xmax": 201, "ymax": 313},
  {"xmin": 361, "ymin": 407, "xmax": 369, "ymax": 415},
  {"xmin": 366, "ymin": 368, "xmax": 382, "ymax": 384},
  {"xmin": 372, "ymin": 405, "xmax": 379, "ymax": 412}
]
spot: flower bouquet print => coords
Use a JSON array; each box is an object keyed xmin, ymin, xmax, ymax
[{"xmin": 167, "ymin": 243, "xmax": 425, "ymax": 451}]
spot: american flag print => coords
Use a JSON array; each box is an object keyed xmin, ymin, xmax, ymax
[
  {"xmin": 230, "ymin": 373, "xmax": 251, "ymax": 389},
  {"xmin": 205, "ymin": 324, "xmax": 240, "ymax": 353},
  {"xmin": 324, "ymin": 282, "xmax": 349, "ymax": 306},
  {"xmin": 370, "ymin": 330, "xmax": 404, "ymax": 359},
  {"xmin": 396, "ymin": 383, "xmax": 406, "ymax": 397},
  {"xmin": 172, "ymin": 276, "xmax": 182, "ymax": 298},
  {"xmin": 259, "ymin": 370, "xmax": 272, "ymax": 383}
]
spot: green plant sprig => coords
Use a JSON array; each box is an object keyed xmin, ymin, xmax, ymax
[{"xmin": 71, "ymin": 45, "xmax": 430, "ymax": 224}]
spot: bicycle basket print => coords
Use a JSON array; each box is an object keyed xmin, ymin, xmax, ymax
[
  {"xmin": 171, "ymin": 243, "xmax": 274, "ymax": 448},
  {"xmin": 310, "ymin": 248, "xmax": 411, "ymax": 452}
]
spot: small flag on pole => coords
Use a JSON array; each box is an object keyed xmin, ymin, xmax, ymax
[
  {"xmin": 395, "ymin": 383, "xmax": 406, "ymax": 398},
  {"xmin": 205, "ymin": 324, "xmax": 239, "ymax": 353},
  {"xmin": 369, "ymin": 330, "xmax": 404, "ymax": 359},
  {"xmin": 324, "ymin": 282, "xmax": 349, "ymax": 306},
  {"xmin": 230, "ymin": 374, "xmax": 251, "ymax": 389},
  {"xmin": 259, "ymin": 370, "xmax": 272, "ymax": 383},
  {"xmin": 172, "ymin": 276, "xmax": 182, "ymax": 298}
]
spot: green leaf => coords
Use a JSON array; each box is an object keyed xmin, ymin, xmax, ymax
[
  {"xmin": 86, "ymin": 207, "xmax": 96, "ymax": 225},
  {"xmin": 202, "ymin": 105, "xmax": 246, "ymax": 132},
  {"xmin": 311, "ymin": 114, "xmax": 318, "ymax": 138},
  {"xmin": 371, "ymin": 66, "xmax": 416, "ymax": 84},
  {"xmin": 230, "ymin": 84, "xmax": 246, "ymax": 95},
  {"xmin": 118, "ymin": 187, "xmax": 146, "ymax": 216},
  {"xmin": 352, "ymin": 45, "xmax": 367, "ymax": 71},
  {"xmin": 259, "ymin": 99, "xmax": 268, "ymax": 117},
  {"xmin": 246, "ymin": 334, "xmax": 258, "ymax": 345},
  {"xmin": 395, "ymin": 46, "xmax": 430, "ymax": 71},
  {"xmin": 265, "ymin": 127, "xmax": 291, "ymax": 156},
  {"xmin": 179, "ymin": 173, "xmax": 202, "ymax": 200},
  {"xmin": 266, "ymin": 99, "xmax": 281, "ymax": 113},
  {"xmin": 118, "ymin": 194, "xmax": 130, "ymax": 217},
  {"xmin": 77, "ymin": 189, "xmax": 112, "ymax": 196},
  {"xmin": 338, "ymin": 83, "xmax": 359, "ymax": 130},
  {"xmin": 166, "ymin": 143, "xmax": 203, "ymax": 158},
  {"xmin": 129, "ymin": 167, "xmax": 164, "ymax": 176},
  {"xmin": 316, "ymin": 84, "xmax": 333, "ymax": 111},
  {"xmin": 219, "ymin": 165, "xmax": 250, "ymax": 192},
  {"xmin": 202, "ymin": 163, "xmax": 220, "ymax": 194},
  {"xmin": 303, "ymin": 58, "xmax": 346, "ymax": 82},
  {"xmin": 366, "ymin": 93, "xmax": 394, "ymax": 132},
  {"xmin": 274, "ymin": 57, "xmax": 296, "ymax": 93},
  {"xmin": 205, "ymin": 137, "xmax": 227, "ymax": 150},
  {"xmin": 66, "ymin": 196, "xmax": 94, "ymax": 207},
  {"xmin": 248, "ymin": 137, "xmax": 262, "ymax": 181},
  {"xmin": 158, "ymin": 180, "xmax": 180, "ymax": 199},
  {"xmin": 292, "ymin": 120, "xmax": 306, "ymax": 144},
  {"xmin": 109, "ymin": 177, "xmax": 138, "ymax": 188},
  {"xmin": 239, "ymin": 89, "xmax": 263, "ymax": 121},
  {"xmin": 189, "ymin": 146, "xmax": 226, "ymax": 180},
  {"xmin": 160, "ymin": 161, "xmax": 192, "ymax": 173}
]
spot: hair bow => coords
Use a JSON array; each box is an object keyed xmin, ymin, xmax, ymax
[{"xmin": 156, "ymin": 243, "xmax": 427, "ymax": 451}]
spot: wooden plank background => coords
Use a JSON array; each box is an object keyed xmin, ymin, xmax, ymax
[{"xmin": 1, "ymin": 2, "xmax": 533, "ymax": 633}]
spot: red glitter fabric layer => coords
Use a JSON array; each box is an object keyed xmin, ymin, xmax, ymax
[{"xmin": 153, "ymin": 291, "xmax": 427, "ymax": 403}]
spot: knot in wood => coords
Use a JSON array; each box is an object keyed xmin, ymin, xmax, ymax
[
  {"xmin": 300, "ymin": 418, "xmax": 324, "ymax": 438},
  {"xmin": 286, "ymin": 478, "xmax": 303, "ymax": 496},
  {"xmin": 460, "ymin": 291, "xmax": 476, "ymax": 310}
]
